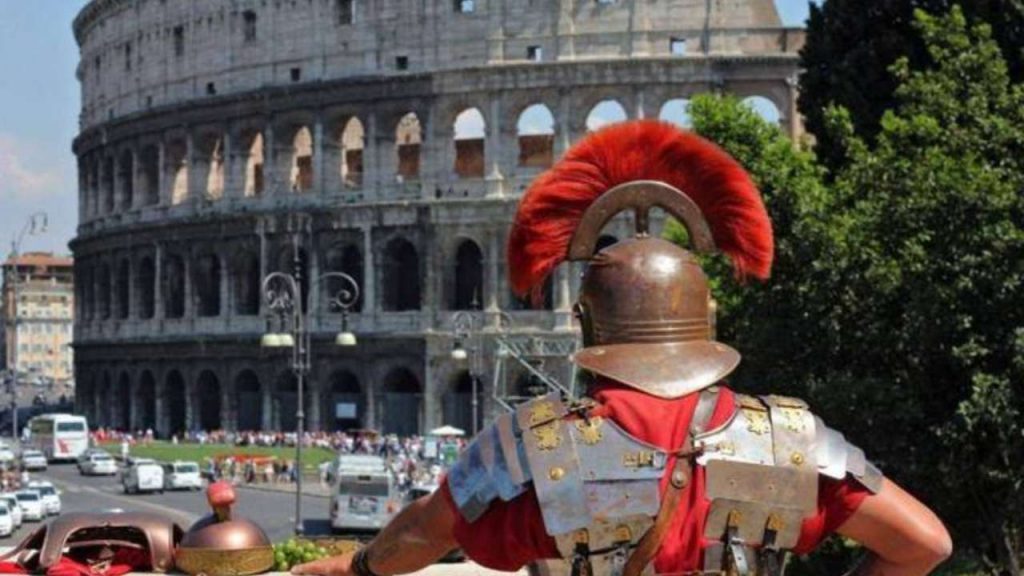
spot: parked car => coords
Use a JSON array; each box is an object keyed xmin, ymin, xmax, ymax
[
  {"xmin": 122, "ymin": 461, "xmax": 164, "ymax": 494},
  {"xmin": 78, "ymin": 452, "xmax": 117, "ymax": 476},
  {"xmin": 162, "ymin": 461, "xmax": 202, "ymax": 491},
  {"xmin": 27, "ymin": 481, "xmax": 60, "ymax": 515},
  {"xmin": 20, "ymin": 450, "xmax": 48, "ymax": 471},
  {"xmin": 0, "ymin": 493, "xmax": 24, "ymax": 528},
  {"xmin": 15, "ymin": 490, "xmax": 44, "ymax": 522},
  {"xmin": 0, "ymin": 503, "xmax": 13, "ymax": 538},
  {"xmin": 0, "ymin": 443, "xmax": 15, "ymax": 467}
]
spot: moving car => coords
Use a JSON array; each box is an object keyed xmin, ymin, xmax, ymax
[
  {"xmin": 0, "ymin": 503, "xmax": 13, "ymax": 538},
  {"xmin": 28, "ymin": 482, "xmax": 60, "ymax": 516},
  {"xmin": 26, "ymin": 414, "xmax": 89, "ymax": 462},
  {"xmin": 0, "ymin": 443, "xmax": 15, "ymax": 467},
  {"xmin": 0, "ymin": 494, "xmax": 24, "ymax": 528},
  {"xmin": 329, "ymin": 455, "xmax": 402, "ymax": 533},
  {"xmin": 15, "ymin": 490, "xmax": 44, "ymax": 522},
  {"xmin": 20, "ymin": 450, "xmax": 48, "ymax": 471},
  {"xmin": 162, "ymin": 461, "xmax": 202, "ymax": 491},
  {"xmin": 122, "ymin": 461, "xmax": 164, "ymax": 494},
  {"xmin": 78, "ymin": 452, "xmax": 117, "ymax": 476}
]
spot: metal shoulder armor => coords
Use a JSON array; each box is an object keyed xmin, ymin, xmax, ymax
[
  {"xmin": 813, "ymin": 414, "xmax": 884, "ymax": 494},
  {"xmin": 446, "ymin": 411, "xmax": 532, "ymax": 523}
]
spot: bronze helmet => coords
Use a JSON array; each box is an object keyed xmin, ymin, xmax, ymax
[{"xmin": 568, "ymin": 181, "xmax": 739, "ymax": 398}]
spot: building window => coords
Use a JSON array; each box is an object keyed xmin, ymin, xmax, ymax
[
  {"xmin": 124, "ymin": 42, "xmax": 132, "ymax": 71},
  {"xmin": 336, "ymin": 0, "xmax": 353, "ymax": 25},
  {"xmin": 454, "ymin": 0, "xmax": 475, "ymax": 13},
  {"xmin": 243, "ymin": 11, "xmax": 257, "ymax": 42},
  {"xmin": 173, "ymin": 26, "xmax": 185, "ymax": 57},
  {"xmin": 527, "ymin": 45, "xmax": 542, "ymax": 62},
  {"xmin": 395, "ymin": 55, "xmax": 409, "ymax": 70},
  {"xmin": 290, "ymin": 67, "xmax": 302, "ymax": 82},
  {"xmin": 206, "ymin": 82, "xmax": 216, "ymax": 95},
  {"xmin": 670, "ymin": 37, "xmax": 687, "ymax": 55}
]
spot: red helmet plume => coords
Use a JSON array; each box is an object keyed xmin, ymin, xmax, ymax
[{"xmin": 507, "ymin": 120, "xmax": 773, "ymax": 296}]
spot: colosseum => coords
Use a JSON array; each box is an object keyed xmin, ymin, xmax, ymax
[{"xmin": 71, "ymin": 0, "xmax": 804, "ymax": 438}]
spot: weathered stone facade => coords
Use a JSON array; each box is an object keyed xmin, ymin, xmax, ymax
[{"xmin": 71, "ymin": 0, "xmax": 803, "ymax": 437}]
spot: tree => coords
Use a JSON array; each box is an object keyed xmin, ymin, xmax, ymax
[{"xmin": 798, "ymin": 0, "xmax": 1024, "ymax": 172}]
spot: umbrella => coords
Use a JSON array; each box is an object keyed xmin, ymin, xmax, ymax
[{"xmin": 429, "ymin": 425, "xmax": 466, "ymax": 437}]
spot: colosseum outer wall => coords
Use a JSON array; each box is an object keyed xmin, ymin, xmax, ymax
[{"xmin": 72, "ymin": 0, "xmax": 803, "ymax": 438}]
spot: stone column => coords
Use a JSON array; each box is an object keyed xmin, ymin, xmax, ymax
[
  {"xmin": 219, "ymin": 253, "xmax": 230, "ymax": 319},
  {"xmin": 222, "ymin": 128, "xmax": 236, "ymax": 198},
  {"xmin": 221, "ymin": 378, "xmax": 234, "ymax": 432},
  {"xmin": 157, "ymin": 140, "xmax": 168, "ymax": 206},
  {"xmin": 183, "ymin": 249, "xmax": 194, "ymax": 320},
  {"xmin": 184, "ymin": 373, "xmax": 195, "ymax": 433},
  {"xmin": 485, "ymin": 230, "xmax": 501, "ymax": 323},
  {"xmin": 635, "ymin": 88, "xmax": 647, "ymax": 119},
  {"xmin": 113, "ymin": 152, "xmax": 124, "ymax": 213},
  {"xmin": 185, "ymin": 129, "xmax": 197, "ymax": 202},
  {"xmin": 260, "ymin": 379, "xmax": 273, "ymax": 431},
  {"xmin": 485, "ymin": 95, "xmax": 505, "ymax": 198},
  {"xmin": 557, "ymin": 91, "xmax": 573, "ymax": 157},
  {"xmin": 308, "ymin": 375, "xmax": 322, "ymax": 432},
  {"xmin": 263, "ymin": 121, "xmax": 277, "ymax": 196},
  {"xmin": 155, "ymin": 377, "xmax": 168, "ymax": 438},
  {"xmin": 313, "ymin": 112, "xmax": 325, "ymax": 194},
  {"xmin": 130, "ymin": 147, "xmax": 141, "ymax": 210},
  {"xmin": 362, "ymin": 226, "xmax": 376, "ymax": 315},
  {"xmin": 153, "ymin": 243, "xmax": 165, "ymax": 321},
  {"xmin": 364, "ymin": 113, "xmax": 379, "ymax": 200},
  {"xmin": 309, "ymin": 236, "xmax": 321, "ymax": 318},
  {"xmin": 554, "ymin": 264, "xmax": 573, "ymax": 331}
]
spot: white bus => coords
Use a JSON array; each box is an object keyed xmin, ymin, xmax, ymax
[{"xmin": 27, "ymin": 414, "xmax": 89, "ymax": 462}]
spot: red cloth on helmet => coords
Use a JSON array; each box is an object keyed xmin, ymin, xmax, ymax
[{"xmin": 440, "ymin": 384, "xmax": 870, "ymax": 573}]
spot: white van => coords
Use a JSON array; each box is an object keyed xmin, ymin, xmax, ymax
[
  {"xmin": 122, "ymin": 461, "xmax": 164, "ymax": 494},
  {"xmin": 330, "ymin": 455, "xmax": 402, "ymax": 533},
  {"xmin": 162, "ymin": 461, "xmax": 202, "ymax": 491}
]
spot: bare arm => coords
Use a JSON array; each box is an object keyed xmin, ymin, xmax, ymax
[
  {"xmin": 837, "ymin": 478, "xmax": 952, "ymax": 576},
  {"xmin": 292, "ymin": 490, "xmax": 459, "ymax": 576}
]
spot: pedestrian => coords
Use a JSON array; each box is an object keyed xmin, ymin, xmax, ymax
[{"xmin": 290, "ymin": 122, "xmax": 951, "ymax": 576}]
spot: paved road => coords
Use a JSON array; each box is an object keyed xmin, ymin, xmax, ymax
[{"xmin": 0, "ymin": 463, "xmax": 337, "ymax": 545}]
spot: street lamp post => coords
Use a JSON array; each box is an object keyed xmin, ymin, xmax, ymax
[
  {"xmin": 7, "ymin": 212, "xmax": 47, "ymax": 441},
  {"xmin": 450, "ymin": 310, "xmax": 511, "ymax": 435},
  {"xmin": 261, "ymin": 241, "xmax": 359, "ymax": 536}
]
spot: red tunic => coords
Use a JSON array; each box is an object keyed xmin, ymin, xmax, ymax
[{"xmin": 440, "ymin": 384, "xmax": 869, "ymax": 573}]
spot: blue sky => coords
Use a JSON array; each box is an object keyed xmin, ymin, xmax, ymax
[{"xmin": 0, "ymin": 0, "xmax": 814, "ymax": 257}]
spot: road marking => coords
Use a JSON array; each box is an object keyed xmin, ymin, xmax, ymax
[{"xmin": 44, "ymin": 475, "xmax": 200, "ymax": 526}]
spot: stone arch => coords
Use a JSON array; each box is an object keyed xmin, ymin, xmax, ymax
[
  {"xmin": 379, "ymin": 367, "xmax": 421, "ymax": 435},
  {"xmin": 289, "ymin": 126, "xmax": 314, "ymax": 192},
  {"xmin": 116, "ymin": 258, "xmax": 131, "ymax": 319},
  {"xmin": 381, "ymin": 237, "xmax": 420, "ymax": 311},
  {"xmin": 163, "ymin": 253, "xmax": 186, "ymax": 318},
  {"xmin": 97, "ymin": 261, "xmax": 112, "ymax": 319},
  {"xmin": 659, "ymin": 98, "xmax": 692, "ymax": 128},
  {"xmin": 324, "ymin": 243, "xmax": 363, "ymax": 312},
  {"xmin": 395, "ymin": 112, "xmax": 422, "ymax": 180},
  {"xmin": 235, "ymin": 370, "xmax": 263, "ymax": 431},
  {"xmin": 116, "ymin": 372, "xmax": 132, "ymax": 430},
  {"xmin": 139, "ymin": 145, "xmax": 159, "ymax": 206},
  {"xmin": 196, "ymin": 132, "xmax": 225, "ymax": 200},
  {"xmin": 742, "ymin": 96, "xmax": 782, "ymax": 125},
  {"xmin": 100, "ymin": 371, "xmax": 113, "ymax": 427},
  {"xmin": 233, "ymin": 250, "xmax": 261, "ymax": 316},
  {"xmin": 118, "ymin": 149, "xmax": 134, "ymax": 210},
  {"xmin": 193, "ymin": 252, "xmax": 221, "ymax": 317},
  {"xmin": 442, "ymin": 370, "xmax": 477, "ymax": 434},
  {"xmin": 243, "ymin": 131, "xmax": 265, "ymax": 197},
  {"xmin": 453, "ymin": 107, "xmax": 486, "ymax": 178},
  {"xmin": 195, "ymin": 370, "xmax": 222, "ymax": 431},
  {"xmin": 585, "ymin": 99, "xmax": 628, "ymax": 131},
  {"xmin": 340, "ymin": 117, "xmax": 364, "ymax": 189},
  {"xmin": 165, "ymin": 370, "xmax": 187, "ymax": 436},
  {"xmin": 138, "ymin": 370, "xmax": 157, "ymax": 432},
  {"xmin": 167, "ymin": 138, "xmax": 189, "ymax": 205},
  {"xmin": 326, "ymin": 370, "xmax": 362, "ymax": 431},
  {"xmin": 517, "ymin": 103, "xmax": 555, "ymax": 168},
  {"xmin": 136, "ymin": 256, "xmax": 156, "ymax": 319},
  {"xmin": 452, "ymin": 239, "xmax": 483, "ymax": 310}
]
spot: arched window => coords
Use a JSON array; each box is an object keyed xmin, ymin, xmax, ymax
[
  {"xmin": 196, "ymin": 370, "xmax": 222, "ymax": 431},
  {"xmin": 244, "ymin": 132, "xmax": 265, "ymax": 197},
  {"xmin": 139, "ymin": 146, "xmax": 160, "ymax": 206},
  {"xmin": 194, "ymin": 253, "xmax": 221, "ymax": 317},
  {"xmin": 585, "ymin": 100, "xmax": 628, "ymax": 131},
  {"xmin": 340, "ymin": 117, "xmax": 364, "ymax": 189},
  {"xmin": 116, "ymin": 372, "xmax": 132, "ymax": 430},
  {"xmin": 382, "ymin": 238, "xmax": 420, "ymax": 311},
  {"xmin": 138, "ymin": 371, "xmax": 157, "ymax": 433},
  {"xmin": 165, "ymin": 370, "xmax": 187, "ymax": 436},
  {"xmin": 116, "ymin": 259, "xmax": 130, "ymax": 319},
  {"xmin": 290, "ymin": 126, "xmax": 313, "ymax": 192},
  {"xmin": 452, "ymin": 239, "xmax": 483, "ymax": 310},
  {"xmin": 163, "ymin": 254, "xmax": 186, "ymax": 319},
  {"xmin": 118, "ymin": 150, "xmax": 134, "ymax": 210},
  {"xmin": 380, "ymin": 368, "xmax": 421, "ymax": 435},
  {"xmin": 97, "ymin": 262, "xmax": 112, "ymax": 319},
  {"xmin": 324, "ymin": 244, "xmax": 363, "ymax": 312},
  {"xmin": 443, "ymin": 370, "xmax": 478, "ymax": 434},
  {"xmin": 658, "ymin": 99, "xmax": 692, "ymax": 128},
  {"xmin": 742, "ymin": 96, "xmax": 781, "ymax": 125},
  {"xmin": 395, "ymin": 113, "xmax": 422, "ymax": 180},
  {"xmin": 517, "ymin": 104, "xmax": 555, "ymax": 168},
  {"xmin": 235, "ymin": 370, "xmax": 263, "ymax": 431},
  {"xmin": 102, "ymin": 156, "xmax": 115, "ymax": 213},
  {"xmin": 453, "ymin": 108, "xmax": 486, "ymax": 178},
  {"xmin": 233, "ymin": 251, "xmax": 261, "ymax": 316},
  {"xmin": 137, "ymin": 257, "xmax": 155, "ymax": 319}
]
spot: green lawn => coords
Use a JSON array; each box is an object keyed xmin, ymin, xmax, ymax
[{"xmin": 97, "ymin": 441, "xmax": 337, "ymax": 471}]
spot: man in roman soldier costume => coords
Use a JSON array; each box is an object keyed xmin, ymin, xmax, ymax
[{"xmin": 294, "ymin": 121, "xmax": 951, "ymax": 576}]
